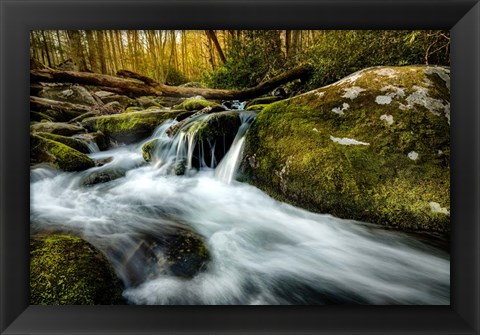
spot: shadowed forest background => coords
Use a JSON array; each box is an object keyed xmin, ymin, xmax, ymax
[{"xmin": 30, "ymin": 30, "xmax": 450, "ymax": 91}]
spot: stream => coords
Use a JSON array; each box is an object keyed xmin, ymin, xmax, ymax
[{"xmin": 30, "ymin": 110, "xmax": 450, "ymax": 305}]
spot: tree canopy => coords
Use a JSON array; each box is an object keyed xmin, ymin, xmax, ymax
[{"xmin": 30, "ymin": 30, "xmax": 450, "ymax": 92}]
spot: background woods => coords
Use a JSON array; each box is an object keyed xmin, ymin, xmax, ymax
[{"xmin": 30, "ymin": 30, "xmax": 450, "ymax": 91}]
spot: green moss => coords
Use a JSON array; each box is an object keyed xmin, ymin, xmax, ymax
[
  {"xmin": 246, "ymin": 104, "xmax": 269, "ymax": 111},
  {"xmin": 31, "ymin": 134, "xmax": 94, "ymax": 171},
  {"xmin": 124, "ymin": 106, "xmax": 143, "ymax": 113},
  {"xmin": 80, "ymin": 168, "xmax": 126, "ymax": 186},
  {"xmin": 30, "ymin": 234, "xmax": 123, "ymax": 305},
  {"xmin": 187, "ymin": 112, "xmax": 241, "ymax": 141},
  {"xmin": 173, "ymin": 98, "xmax": 224, "ymax": 112},
  {"xmin": 245, "ymin": 96, "xmax": 283, "ymax": 108},
  {"xmin": 142, "ymin": 139, "xmax": 159, "ymax": 162},
  {"xmin": 31, "ymin": 111, "xmax": 54, "ymax": 123},
  {"xmin": 242, "ymin": 66, "xmax": 450, "ymax": 232},
  {"xmin": 164, "ymin": 230, "xmax": 211, "ymax": 278},
  {"xmin": 36, "ymin": 132, "xmax": 90, "ymax": 154},
  {"xmin": 82, "ymin": 110, "xmax": 181, "ymax": 143}
]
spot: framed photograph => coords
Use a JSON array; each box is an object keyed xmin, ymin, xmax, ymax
[{"xmin": 1, "ymin": 0, "xmax": 479, "ymax": 334}]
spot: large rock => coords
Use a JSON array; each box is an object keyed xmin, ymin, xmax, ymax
[
  {"xmin": 73, "ymin": 131, "xmax": 109, "ymax": 151},
  {"xmin": 187, "ymin": 111, "xmax": 241, "ymax": 141},
  {"xmin": 31, "ymin": 134, "xmax": 94, "ymax": 171},
  {"xmin": 242, "ymin": 66, "xmax": 450, "ymax": 232},
  {"xmin": 30, "ymin": 108, "xmax": 82, "ymax": 123},
  {"xmin": 95, "ymin": 92, "xmax": 134, "ymax": 107},
  {"xmin": 39, "ymin": 85, "xmax": 98, "ymax": 106},
  {"xmin": 31, "ymin": 122, "xmax": 86, "ymax": 136},
  {"xmin": 35, "ymin": 132, "xmax": 90, "ymax": 154},
  {"xmin": 80, "ymin": 168, "xmax": 126, "ymax": 186},
  {"xmin": 173, "ymin": 96, "xmax": 225, "ymax": 112},
  {"xmin": 170, "ymin": 111, "xmax": 242, "ymax": 169},
  {"xmin": 117, "ymin": 229, "xmax": 211, "ymax": 286},
  {"xmin": 81, "ymin": 110, "xmax": 181, "ymax": 144},
  {"xmin": 141, "ymin": 139, "xmax": 158, "ymax": 162},
  {"xmin": 244, "ymin": 95, "xmax": 283, "ymax": 109},
  {"xmin": 135, "ymin": 96, "xmax": 164, "ymax": 109},
  {"xmin": 30, "ymin": 234, "xmax": 124, "ymax": 305}
]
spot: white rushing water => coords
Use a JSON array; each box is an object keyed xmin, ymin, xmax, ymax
[{"xmin": 30, "ymin": 111, "xmax": 450, "ymax": 305}]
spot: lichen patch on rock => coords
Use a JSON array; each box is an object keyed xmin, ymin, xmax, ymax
[
  {"xmin": 330, "ymin": 136, "xmax": 370, "ymax": 146},
  {"xmin": 375, "ymin": 95, "xmax": 392, "ymax": 105},
  {"xmin": 404, "ymin": 85, "xmax": 448, "ymax": 119},
  {"xmin": 380, "ymin": 85, "xmax": 405, "ymax": 97},
  {"xmin": 408, "ymin": 151, "xmax": 419, "ymax": 160},
  {"xmin": 374, "ymin": 68, "xmax": 398, "ymax": 78},
  {"xmin": 332, "ymin": 102, "xmax": 350, "ymax": 115},
  {"xmin": 342, "ymin": 86, "xmax": 366, "ymax": 100},
  {"xmin": 380, "ymin": 114, "xmax": 394, "ymax": 125},
  {"xmin": 429, "ymin": 201, "xmax": 450, "ymax": 215},
  {"xmin": 424, "ymin": 67, "xmax": 450, "ymax": 91}
]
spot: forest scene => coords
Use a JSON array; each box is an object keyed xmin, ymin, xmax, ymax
[{"xmin": 30, "ymin": 30, "xmax": 450, "ymax": 305}]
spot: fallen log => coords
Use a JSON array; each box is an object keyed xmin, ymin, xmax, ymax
[
  {"xmin": 31, "ymin": 70, "xmax": 159, "ymax": 97},
  {"xmin": 31, "ymin": 65, "xmax": 312, "ymax": 100},
  {"xmin": 30, "ymin": 96, "xmax": 94, "ymax": 114}
]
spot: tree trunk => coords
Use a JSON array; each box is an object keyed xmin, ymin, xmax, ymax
[
  {"xmin": 108, "ymin": 30, "xmax": 119, "ymax": 74},
  {"xmin": 31, "ymin": 65, "xmax": 312, "ymax": 100},
  {"xmin": 96, "ymin": 31, "xmax": 107, "ymax": 74},
  {"xmin": 56, "ymin": 31, "xmax": 65, "ymax": 61},
  {"xmin": 66, "ymin": 30, "xmax": 88, "ymax": 71},
  {"xmin": 285, "ymin": 30, "xmax": 291, "ymax": 60},
  {"xmin": 41, "ymin": 31, "xmax": 52, "ymax": 67},
  {"xmin": 85, "ymin": 30, "xmax": 98, "ymax": 72},
  {"xmin": 205, "ymin": 30, "xmax": 226, "ymax": 63}
]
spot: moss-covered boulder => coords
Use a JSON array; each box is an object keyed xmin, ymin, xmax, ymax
[
  {"xmin": 242, "ymin": 66, "xmax": 450, "ymax": 232},
  {"xmin": 187, "ymin": 111, "xmax": 241, "ymax": 141},
  {"xmin": 31, "ymin": 134, "xmax": 95, "ymax": 171},
  {"xmin": 100, "ymin": 94, "xmax": 135, "ymax": 107},
  {"xmin": 124, "ymin": 106, "xmax": 143, "ymax": 113},
  {"xmin": 142, "ymin": 139, "xmax": 159, "ymax": 162},
  {"xmin": 175, "ymin": 111, "xmax": 242, "ymax": 168},
  {"xmin": 31, "ymin": 122, "xmax": 86, "ymax": 136},
  {"xmin": 163, "ymin": 230, "xmax": 210, "ymax": 278},
  {"xmin": 39, "ymin": 85, "xmax": 98, "ymax": 106},
  {"xmin": 135, "ymin": 96, "xmax": 164, "ymax": 109},
  {"xmin": 173, "ymin": 96, "xmax": 225, "ymax": 112},
  {"xmin": 81, "ymin": 110, "xmax": 181, "ymax": 144},
  {"xmin": 245, "ymin": 96, "xmax": 283, "ymax": 109},
  {"xmin": 80, "ymin": 168, "xmax": 126, "ymax": 186},
  {"xmin": 30, "ymin": 234, "xmax": 123, "ymax": 305},
  {"xmin": 35, "ymin": 132, "xmax": 90, "ymax": 154},
  {"xmin": 120, "ymin": 229, "xmax": 211, "ymax": 286},
  {"xmin": 246, "ymin": 104, "xmax": 269, "ymax": 112}
]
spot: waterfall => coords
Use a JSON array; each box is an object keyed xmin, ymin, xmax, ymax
[
  {"xmin": 86, "ymin": 141, "xmax": 100, "ymax": 153},
  {"xmin": 215, "ymin": 113, "xmax": 255, "ymax": 184},
  {"xmin": 144, "ymin": 111, "xmax": 254, "ymax": 179}
]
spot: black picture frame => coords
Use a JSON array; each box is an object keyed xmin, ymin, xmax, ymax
[{"xmin": 1, "ymin": 0, "xmax": 479, "ymax": 334}]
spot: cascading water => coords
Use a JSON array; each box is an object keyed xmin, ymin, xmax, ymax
[
  {"xmin": 30, "ymin": 110, "xmax": 450, "ymax": 305},
  {"xmin": 215, "ymin": 113, "xmax": 255, "ymax": 184}
]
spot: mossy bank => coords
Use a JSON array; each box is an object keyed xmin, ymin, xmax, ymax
[
  {"xmin": 242, "ymin": 66, "xmax": 450, "ymax": 232},
  {"xmin": 30, "ymin": 234, "xmax": 123, "ymax": 304}
]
